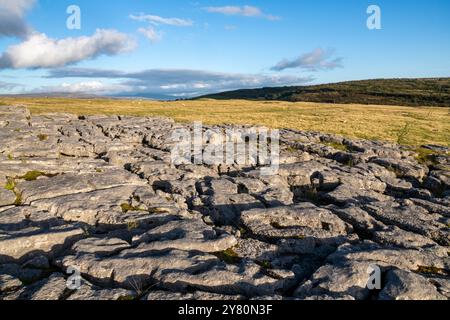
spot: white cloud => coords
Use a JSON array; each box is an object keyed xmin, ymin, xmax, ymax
[
  {"xmin": 138, "ymin": 26, "xmax": 163, "ymax": 43},
  {"xmin": 271, "ymin": 48, "xmax": 343, "ymax": 71},
  {"xmin": 205, "ymin": 5, "xmax": 280, "ymax": 20},
  {"xmin": 37, "ymin": 81, "xmax": 132, "ymax": 95},
  {"xmin": 0, "ymin": 29, "xmax": 136, "ymax": 69},
  {"xmin": 130, "ymin": 14, "xmax": 193, "ymax": 27},
  {"xmin": 0, "ymin": 0, "xmax": 35, "ymax": 38}
]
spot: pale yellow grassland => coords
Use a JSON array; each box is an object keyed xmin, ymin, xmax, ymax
[{"xmin": 1, "ymin": 97, "xmax": 449, "ymax": 147}]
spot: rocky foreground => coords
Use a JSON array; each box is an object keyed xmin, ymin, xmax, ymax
[{"xmin": 0, "ymin": 105, "xmax": 449, "ymax": 301}]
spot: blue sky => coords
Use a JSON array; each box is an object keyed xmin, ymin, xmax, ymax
[{"xmin": 0, "ymin": 0, "xmax": 449, "ymax": 98}]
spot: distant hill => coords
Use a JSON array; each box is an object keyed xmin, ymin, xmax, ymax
[{"xmin": 196, "ymin": 78, "xmax": 450, "ymax": 107}]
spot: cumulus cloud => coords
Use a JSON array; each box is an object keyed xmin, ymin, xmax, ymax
[
  {"xmin": 130, "ymin": 14, "xmax": 193, "ymax": 27},
  {"xmin": 271, "ymin": 48, "xmax": 343, "ymax": 72},
  {"xmin": 138, "ymin": 26, "xmax": 163, "ymax": 43},
  {"xmin": 45, "ymin": 67, "xmax": 314, "ymax": 97},
  {"xmin": 0, "ymin": 0, "xmax": 35, "ymax": 38},
  {"xmin": 0, "ymin": 29, "xmax": 136, "ymax": 70},
  {"xmin": 205, "ymin": 5, "xmax": 280, "ymax": 20}
]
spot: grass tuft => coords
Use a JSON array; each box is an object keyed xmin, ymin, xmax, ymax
[
  {"xmin": 19, "ymin": 171, "xmax": 57, "ymax": 181},
  {"xmin": 127, "ymin": 220, "xmax": 140, "ymax": 231},
  {"xmin": 414, "ymin": 147, "xmax": 442, "ymax": 166},
  {"xmin": 322, "ymin": 141, "xmax": 350, "ymax": 152},
  {"xmin": 37, "ymin": 134, "xmax": 49, "ymax": 141},
  {"xmin": 4, "ymin": 177, "xmax": 16, "ymax": 191},
  {"xmin": 216, "ymin": 248, "xmax": 241, "ymax": 264},
  {"xmin": 120, "ymin": 203, "xmax": 146, "ymax": 213}
]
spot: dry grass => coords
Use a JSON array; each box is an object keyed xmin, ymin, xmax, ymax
[{"xmin": 1, "ymin": 97, "xmax": 449, "ymax": 147}]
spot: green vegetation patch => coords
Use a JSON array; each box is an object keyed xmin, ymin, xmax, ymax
[
  {"xmin": 120, "ymin": 203, "xmax": 147, "ymax": 213},
  {"xmin": 395, "ymin": 123, "xmax": 412, "ymax": 145},
  {"xmin": 257, "ymin": 260, "xmax": 272, "ymax": 269},
  {"xmin": 37, "ymin": 134, "xmax": 49, "ymax": 141},
  {"xmin": 413, "ymin": 147, "xmax": 446, "ymax": 166},
  {"xmin": 215, "ymin": 248, "xmax": 241, "ymax": 264},
  {"xmin": 127, "ymin": 220, "xmax": 141, "ymax": 231},
  {"xmin": 4, "ymin": 177, "xmax": 23, "ymax": 206},
  {"xmin": 322, "ymin": 141, "xmax": 350, "ymax": 152},
  {"xmin": 13, "ymin": 192, "xmax": 23, "ymax": 206},
  {"xmin": 285, "ymin": 146, "xmax": 299, "ymax": 153},
  {"xmin": 4, "ymin": 177, "xmax": 16, "ymax": 191},
  {"xmin": 18, "ymin": 171, "xmax": 57, "ymax": 181}
]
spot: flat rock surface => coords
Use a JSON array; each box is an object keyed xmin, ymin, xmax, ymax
[{"xmin": 0, "ymin": 106, "xmax": 449, "ymax": 300}]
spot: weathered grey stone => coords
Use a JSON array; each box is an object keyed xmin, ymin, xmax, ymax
[
  {"xmin": 233, "ymin": 177, "xmax": 267, "ymax": 194},
  {"xmin": 258, "ymin": 188, "xmax": 294, "ymax": 207},
  {"xmin": 329, "ymin": 205, "xmax": 385, "ymax": 234},
  {"xmin": 31, "ymin": 185, "xmax": 163, "ymax": 227},
  {"xmin": 379, "ymin": 269, "xmax": 446, "ymax": 300},
  {"xmin": 5, "ymin": 273, "xmax": 68, "ymax": 300},
  {"xmin": 18, "ymin": 169, "xmax": 145, "ymax": 204},
  {"xmin": 373, "ymin": 226, "xmax": 448, "ymax": 257},
  {"xmin": 132, "ymin": 219, "xmax": 237, "ymax": 252},
  {"xmin": 323, "ymin": 184, "xmax": 391, "ymax": 206},
  {"xmin": 0, "ymin": 206, "xmax": 64, "ymax": 231},
  {"xmin": 0, "ymin": 188, "xmax": 16, "ymax": 207},
  {"xmin": 425, "ymin": 171, "xmax": 450, "ymax": 194},
  {"xmin": 371, "ymin": 157, "xmax": 428, "ymax": 181},
  {"xmin": 0, "ymin": 263, "xmax": 45, "ymax": 284},
  {"xmin": 0, "ymin": 274, "xmax": 22, "ymax": 293},
  {"xmin": 381, "ymin": 175, "xmax": 413, "ymax": 192},
  {"xmin": 1, "ymin": 106, "xmax": 449, "ymax": 301},
  {"xmin": 410, "ymin": 198, "xmax": 450, "ymax": 217},
  {"xmin": 428, "ymin": 277, "xmax": 450, "ymax": 298},
  {"xmin": 206, "ymin": 193, "xmax": 264, "ymax": 226},
  {"xmin": 363, "ymin": 202, "xmax": 449, "ymax": 245},
  {"xmin": 59, "ymin": 248, "xmax": 219, "ymax": 289},
  {"xmin": 22, "ymin": 255, "xmax": 50, "ymax": 269},
  {"xmin": 327, "ymin": 242, "xmax": 449, "ymax": 272},
  {"xmin": 145, "ymin": 290, "xmax": 243, "ymax": 300},
  {"xmin": 234, "ymin": 238, "xmax": 279, "ymax": 262},
  {"xmin": 160, "ymin": 260, "xmax": 296, "ymax": 297},
  {"xmin": 0, "ymin": 225, "xmax": 85, "ymax": 263},
  {"xmin": 294, "ymin": 261, "xmax": 373, "ymax": 300},
  {"xmin": 241, "ymin": 203, "xmax": 350, "ymax": 241},
  {"xmin": 67, "ymin": 282, "xmax": 135, "ymax": 300},
  {"xmin": 72, "ymin": 237, "xmax": 130, "ymax": 257},
  {"xmin": 208, "ymin": 178, "xmax": 238, "ymax": 195}
]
